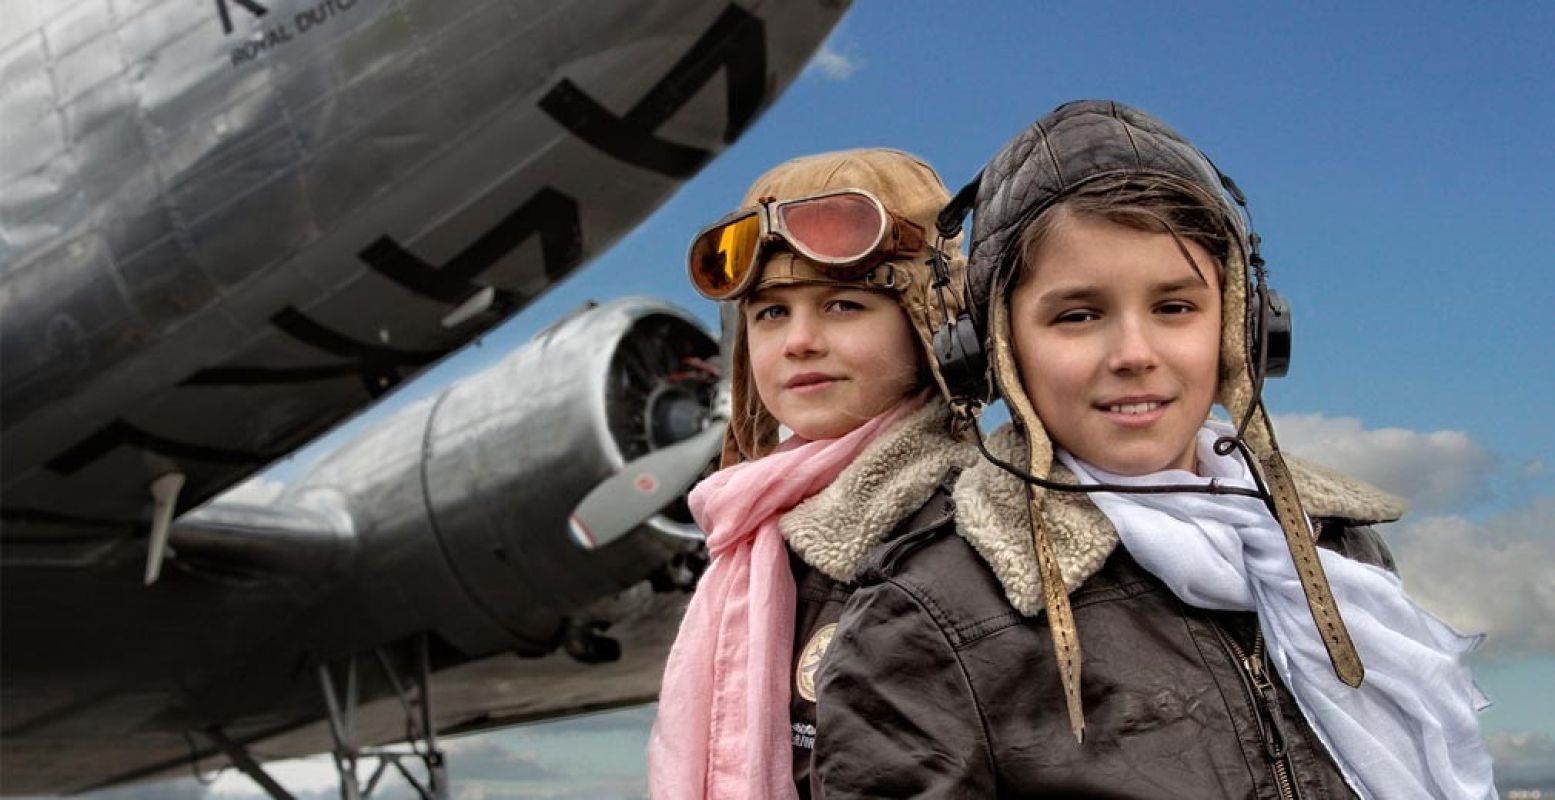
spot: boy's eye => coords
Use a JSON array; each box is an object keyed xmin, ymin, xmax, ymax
[
  {"xmin": 826, "ymin": 298, "xmax": 866, "ymax": 313},
  {"xmin": 1055, "ymin": 309, "xmax": 1100, "ymax": 324},
  {"xmin": 1157, "ymin": 301, "xmax": 1196, "ymax": 315}
]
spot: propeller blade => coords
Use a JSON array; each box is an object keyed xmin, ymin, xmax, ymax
[{"xmin": 568, "ymin": 422, "xmax": 725, "ymax": 550}]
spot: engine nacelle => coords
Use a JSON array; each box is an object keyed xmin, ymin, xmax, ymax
[
  {"xmin": 285, "ymin": 298, "xmax": 717, "ymax": 658},
  {"xmin": 421, "ymin": 298, "xmax": 717, "ymax": 646}
]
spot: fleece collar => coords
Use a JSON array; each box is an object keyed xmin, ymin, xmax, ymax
[
  {"xmin": 781, "ymin": 399, "xmax": 978, "ymax": 582},
  {"xmin": 954, "ymin": 424, "xmax": 1408, "ymax": 617}
]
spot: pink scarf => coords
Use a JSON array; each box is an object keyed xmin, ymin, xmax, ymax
[{"xmin": 648, "ymin": 397, "xmax": 922, "ymax": 799}]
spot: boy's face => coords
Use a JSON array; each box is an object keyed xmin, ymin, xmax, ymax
[
  {"xmin": 1009, "ymin": 213, "xmax": 1222, "ymax": 476},
  {"xmin": 744, "ymin": 280, "xmax": 920, "ymax": 441}
]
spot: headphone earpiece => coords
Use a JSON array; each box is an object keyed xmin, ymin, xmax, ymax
[
  {"xmin": 932, "ymin": 312, "xmax": 987, "ymax": 398},
  {"xmin": 1237, "ymin": 225, "xmax": 1293, "ymax": 382},
  {"xmin": 928, "ymin": 174, "xmax": 991, "ymax": 406},
  {"xmin": 1253, "ymin": 287, "xmax": 1292, "ymax": 379}
]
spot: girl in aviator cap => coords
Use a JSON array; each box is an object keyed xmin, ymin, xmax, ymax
[
  {"xmin": 811, "ymin": 101, "xmax": 1496, "ymax": 798},
  {"xmin": 649, "ymin": 149, "xmax": 978, "ymax": 799}
]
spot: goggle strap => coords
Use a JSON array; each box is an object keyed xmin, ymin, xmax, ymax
[{"xmin": 888, "ymin": 217, "xmax": 926, "ymax": 259}]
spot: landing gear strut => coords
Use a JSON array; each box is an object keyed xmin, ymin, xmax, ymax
[
  {"xmin": 195, "ymin": 634, "xmax": 449, "ymax": 800},
  {"xmin": 317, "ymin": 633, "xmax": 449, "ymax": 800}
]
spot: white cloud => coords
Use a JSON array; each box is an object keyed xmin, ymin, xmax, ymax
[
  {"xmin": 1388, "ymin": 496, "xmax": 1555, "ymax": 661},
  {"xmin": 1272, "ymin": 413, "xmax": 1495, "ymax": 511},
  {"xmin": 441, "ymin": 738, "xmax": 561, "ymax": 782},
  {"xmin": 216, "ymin": 475, "xmax": 288, "ymax": 505},
  {"xmin": 809, "ymin": 46, "xmax": 860, "ymax": 80},
  {"xmin": 1268, "ymin": 414, "xmax": 1554, "ymax": 660},
  {"xmin": 208, "ymin": 754, "xmax": 337, "ymax": 797},
  {"xmin": 1487, "ymin": 730, "xmax": 1555, "ymax": 792}
]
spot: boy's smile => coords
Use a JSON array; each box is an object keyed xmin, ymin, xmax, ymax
[{"xmin": 1009, "ymin": 212, "xmax": 1222, "ymax": 476}]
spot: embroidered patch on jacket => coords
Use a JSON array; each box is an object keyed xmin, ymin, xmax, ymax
[
  {"xmin": 791, "ymin": 721, "xmax": 816, "ymax": 750},
  {"xmin": 795, "ymin": 623, "xmax": 837, "ymax": 703}
]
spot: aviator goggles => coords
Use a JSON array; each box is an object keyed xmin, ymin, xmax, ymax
[{"xmin": 687, "ymin": 188, "xmax": 926, "ymax": 301}]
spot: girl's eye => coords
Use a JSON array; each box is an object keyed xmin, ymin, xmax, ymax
[
  {"xmin": 751, "ymin": 304, "xmax": 787, "ymax": 322},
  {"xmin": 1157, "ymin": 301, "xmax": 1196, "ymax": 315},
  {"xmin": 826, "ymin": 298, "xmax": 866, "ymax": 313}
]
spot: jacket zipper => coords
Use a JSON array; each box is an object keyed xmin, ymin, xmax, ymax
[{"xmin": 1216, "ymin": 624, "xmax": 1302, "ymax": 800}]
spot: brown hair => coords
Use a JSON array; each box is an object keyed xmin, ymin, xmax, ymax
[{"xmin": 1013, "ymin": 175, "xmax": 1235, "ymax": 288}]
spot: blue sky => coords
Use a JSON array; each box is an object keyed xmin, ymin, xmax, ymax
[
  {"xmin": 91, "ymin": 1, "xmax": 1555, "ymax": 797},
  {"xmin": 273, "ymin": 0, "xmax": 1555, "ymax": 478}
]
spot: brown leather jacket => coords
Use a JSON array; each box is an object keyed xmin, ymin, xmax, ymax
[
  {"xmin": 782, "ymin": 414, "xmax": 1406, "ymax": 799},
  {"xmin": 803, "ymin": 481, "xmax": 1402, "ymax": 799}
]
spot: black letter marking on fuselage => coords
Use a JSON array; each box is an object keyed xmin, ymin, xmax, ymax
[
  {"xmin": 182, "ymin": 184, "xmax": 584, "ymax": 399},
  {"xmin": 215, "ymin": 0, "xmax": 269, "ymax": 35},
  {"xmin": 359, "ymin": 187, "xmax": 582, "ymax": 305},
  {"xmin": 183, "ymin": 308, "xmax": 445, "ymax": 397},
  {"xmin": 539, "ymin": 4, "xmax": 767, "ymax": 178},
  {"xmin": 46, "ymin": 420, "xmax": 269, "ymax": 476}
]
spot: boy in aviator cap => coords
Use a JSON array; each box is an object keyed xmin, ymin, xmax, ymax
[
  {"xmin": 811, "ymin": 101, "xmax": 1496, "ymax": 798},
  {"xmin": 649, "ymin": 149, "xmax": 978, "ymax": 799}
]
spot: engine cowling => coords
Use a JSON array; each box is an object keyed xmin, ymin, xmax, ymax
[
  {"xmin": 420, "ymin": 298, "xmax": 717, "ymax": 649},
  {"xmin": 267, "ymin": 297, "xmax": 718, "ymax": 659}
]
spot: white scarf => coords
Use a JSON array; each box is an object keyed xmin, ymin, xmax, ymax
[{"xmin": 1058, "ymin": 422, "xmax": 1496, "ymax": 800}]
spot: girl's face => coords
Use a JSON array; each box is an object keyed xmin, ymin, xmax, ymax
[
  {"xmin": 1009, "ymin": 213, "xmax": 1222, "ymax": 475},
  {"xmin": 744, "ymin": 282, "xmax": 921, "ymax": 441}
]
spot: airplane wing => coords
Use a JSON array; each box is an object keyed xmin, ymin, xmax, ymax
[
  {"xmin": 0, "ymin": 0, "xmax": 847, "ymax": 794},
  {"xmin": 1, "ymin": 0, "xmax": 839, "ymax": 561}
]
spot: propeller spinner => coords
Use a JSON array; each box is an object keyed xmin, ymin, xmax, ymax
[{"xmin": 569, "ymin": 357, "xmax": 728, "ymax": 550}]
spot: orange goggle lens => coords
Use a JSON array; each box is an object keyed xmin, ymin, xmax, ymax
[
  {"xmin": 687, "ymin": 191, "xmax": 893, "ymax": 301},
  {"xmin": 688, "ymin": 212, "xmax": 762, "ymax": 299}
]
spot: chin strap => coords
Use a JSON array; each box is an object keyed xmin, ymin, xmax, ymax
[
  {"xmin": 1249, "ymin": 410, "xmax": 1366, "ymax": 687},
  {"xmin": 990, "ymin": 299, "xmax": 1086, "ymax": 743}
]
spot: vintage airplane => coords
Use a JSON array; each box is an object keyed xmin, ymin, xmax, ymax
[{"xmin": 0, "ymin": 0, "xmax": 846, "ymax": 796}]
